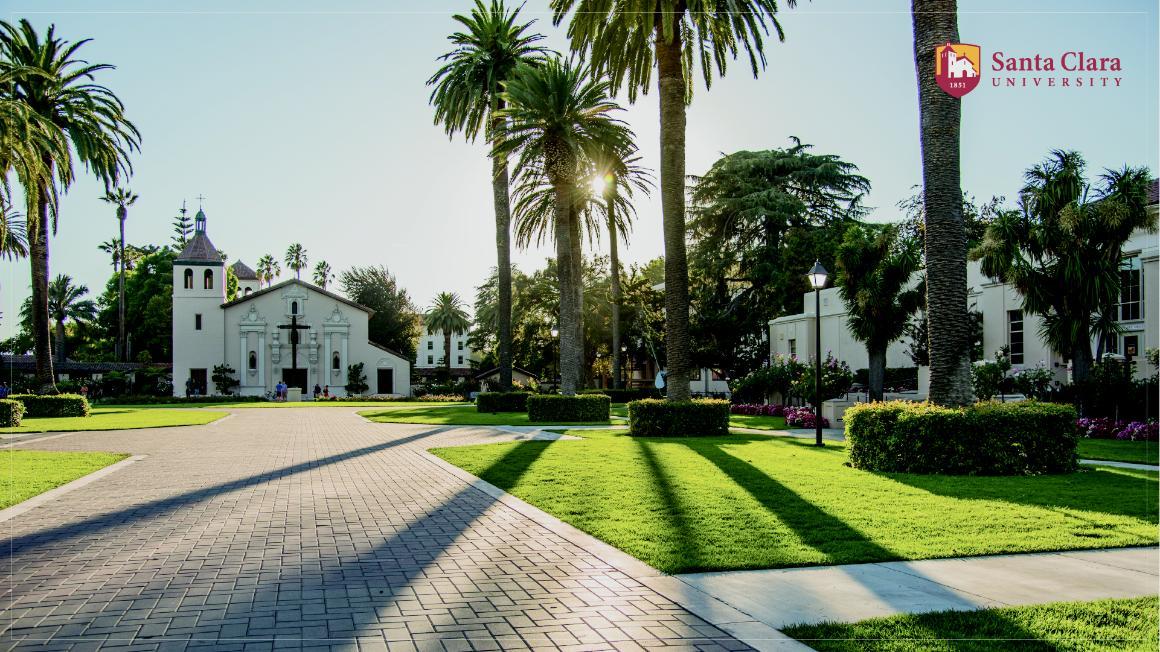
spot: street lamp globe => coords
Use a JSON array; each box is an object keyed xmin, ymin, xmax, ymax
[
  {"xmin": 550, "ymin": 325, "xmax": 559, "ymax": 338},
  {"xmin": 807, "ymin": 260, "xmax": 829, "ymax": 289}
]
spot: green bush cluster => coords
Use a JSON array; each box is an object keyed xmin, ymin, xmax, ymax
[
  {"xmin": 9, "ymin": 394, "xmax": 91, "ymax": 418},
  {"xmin": 845, "ymin": 400, "xmax": 1078, "ymax": 475},
  {"xmin": 476, "ymin": 392, "xmax": 532, "ymax": 413},
  {"xmin": 526, "ymin": 394, "xmax": 610, "ymax": 422},
  {"xmin": 95, "ymin": 395, "xmax": 263, "ymax": 405},
  {"xmin": 628, "ymin": 399, "xmax": 730, "ymax": 437},
  {"xmin": 0, "ymin": 399, "xmax": 24, "ymax": 427},
  {"xmin": 853, "ymin": 367, "xmax": 918, "ymax": 391},
  {"xmin": 730, "ymin": 355, "xmax": 806, "ymax": 403},
  {"xmin": 579, "ymin": 388, "xmax": 661, "ymax": 402}
]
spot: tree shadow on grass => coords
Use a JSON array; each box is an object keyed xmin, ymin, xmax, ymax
[{"xmin": 632, "ymin": 439, "xmax": 706, "ymax": 571}]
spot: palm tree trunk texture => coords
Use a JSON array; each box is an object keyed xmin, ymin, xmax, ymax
[
  {"xmin": 444, "ymin": 332, "xmax": 453, "ymax": 379},
  {"xmin": 56, "ymin": 319, "xmax": 66, "ymax": 366},
  {"xmin": 552, "ymin": 183, "xmax": 580, "ymax": 396},
  {"xmin": 608, "ymin": 196, "xmax": 622, "ymax": 390},
  {"xmin": 868, "ymin": 344, "xmax": 887, "ymax": 402},
  {"xmin": 656, "ymin": 17, "xmax": 692, "ymax": 402},
  {"xmin": 492, "ymin": 104, "xmax": 514, "ymax": 392},
  {"xmin": 912, "ymin": 0, "xmax": 974, "ymax": 407},
  {"xmin": 30, "ymin": 179, "xmax": 56, "ymax": 390},
  {"xmin": 118, "ymin": 211, "xmax": 127, "ymax": 362},
  {"xmin": 568, "ymin": 205, "xmax": 585, "ymax": 389}
]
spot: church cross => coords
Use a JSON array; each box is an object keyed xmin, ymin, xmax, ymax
[{"xmin": 277, "ymin": 315, "xmax": 311, "ymax": 372}]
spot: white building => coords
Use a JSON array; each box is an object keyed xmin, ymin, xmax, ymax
[
  {"xmin": 171, "ymin": 209, "xmax": 411, "ymax": 397},
  {"xmin": 415, "ymin": 329, "xmax": 475, "ymax": 371}
]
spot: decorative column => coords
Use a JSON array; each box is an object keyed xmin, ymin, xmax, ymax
[
  {"xmin": 239, "ymin": 334, "xmax": 248, "ymax": 385},
  {"xmin": 258, "ymin": 332, "xmax": 266, "ymax": 387}
]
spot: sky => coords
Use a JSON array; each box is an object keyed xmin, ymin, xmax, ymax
[{"xmin": 2, "ymin": 0, "xmax": 1157, "ymax": 340}]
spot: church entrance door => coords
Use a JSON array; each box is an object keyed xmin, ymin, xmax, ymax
[
  {"xmin": 377, "ymin": 369, "xmax": 394, "ymax": 395},
  {"xmin": 283, "ymin": 368, "xmax": 308, "ymax": 394}
]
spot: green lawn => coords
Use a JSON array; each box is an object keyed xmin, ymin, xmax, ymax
[
  {"xmin": 782, "ymin": 597, "xmax": 1159, "ymax": 652},
  {"xmin": 1079, "ymin": 439, "xmax": 1159, "ymax": 465},
  {"xmin": 361, "ymin": 405, "xmax": 611, "ymax": 426},
  {"xmin": 1, "ymin": 450, "xmax": 130, "ymax": 509},
  {"xmin": 727, "ymin": 414, "xmax": 789, "ymax": 430},
  {"xmin": 100, "ymin": 400, "xmax": 470, "ymax": 410},
  {"xmin": 1, "ymin": 407, "xmax": 229, "ymax": 434},
  {"xmin": 432, "ymin": 429, "xmax": 1158, "ymax": 573}
]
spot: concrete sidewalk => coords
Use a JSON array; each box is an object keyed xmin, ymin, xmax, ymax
[{"xmin": 658, "ymin": 547, "xmax": 1158, "ymax": 631}]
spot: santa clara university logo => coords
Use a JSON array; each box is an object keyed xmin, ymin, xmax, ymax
[{"xmin": 935, "ymin": 42, "xmax": 981, "ymax": 98}]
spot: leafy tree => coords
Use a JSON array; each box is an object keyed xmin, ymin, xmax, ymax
[
  {"xmin": 40, "ymin": 274, "xmax": 96, "ymax": 365},
  {"xmin": 339, "ymin": 265, "xmax": 420, "ymax": 361},
  {"xmin": 496, "ymin": 56, "xmax": 633, "ymax": 395},
  {"xmin": 911, "ymin": 0, "xmax": 973, "ymax": 406},
  {"xmin": 172, "ymin": 202, "xmax": 193, "ymax": 249},
  {"xmin": 0, "ymin": 19, "xmax": 140, "ymax": 390},
  {"xmin": 552, "ymin": 0, "xmax": 795, "ymax": 401},
  {"xmin": 971, "ymin": 151, "xmax": 1154, "ymax": 382},
  {"xmin": 94, "ymin": 247, "xmax": 175, "ymax": 362},
  {"xmin": 211, "ymin": 363, "xmax": 239, "ymax": 395},
  {"xmin": 284, "ymin": 243, "xmax": 308, "ymax": 279},
  {"xmin": 312, "ymin": 260, "xmax": 333, "ymax": 290},
  {"xmin": 425, "ymin": 292, "xmax": 471, "ymax": 378},
  {"xmin": 345, "ymin": 362, "xmax": 369, "ymax": 395},
  {"xmin": 898, "ymin": 188, "xmax": 1003, "ymax": 251},
  {"xmin": 225, "ymin": 264, "xmax": 239, "ymax": 301},
  {"xmin": 101, "ymin": 186, "xmax": 137, "ymax": 361},
  {"xmin": 428, "ymin": 0, "xmax": 548, "ymax": 393},
  {"xmin": 0, "ymin": 202, "xmax": 27, "ymax": 260},
  {"xmin": 256, "ymin": 254, "xmax": 280, "ymax": 288},
  {"xmin": 687, "ymin": 144, "xmax": 868, "ymax": 378},
  {"xmin": 834, "ymin": 224, "xmax": 924, "ymax": 401}
]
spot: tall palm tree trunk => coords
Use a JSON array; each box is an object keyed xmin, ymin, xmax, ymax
[
  {"xmin": 55, "ymin": 319, "xmax": 66, "ymax": 366},
  {"xmin": 552, "ymin": 183, "xmax": 580, "ymax": 396},
  {"xmin": 444, "ymin": 332, "xmax": 453, "ymax": 379},
  {"xmin": 118, "ymin": 210, "xmax": 126, "ymax": 362},
  {"xmin": 912, "ymin": 0, "xmax": 974, "ymax": 406},
  {"xmin": 569, "ymin": 205, "xmax": 585, "ymax": 389},
  {"xmin": 868, "ymin": 343, "xmax": 887, "ymax": 402},
  {"xmin": 30, "ymin": 178, "xmax": 56, "ymax": 391},
  {"xmin": 608, "ymin": 196, "xmax": 622, "ymax": 389},
  {"xmin": 492, "ymin": 105, "xmax": 514, "ymax": 392},
  {"xmin": 656, "ymin": 17, "xmax": 692, "ymax": 402}
]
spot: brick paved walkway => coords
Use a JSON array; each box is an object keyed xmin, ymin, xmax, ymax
[{"xmin": 1, "ymin": 408, "xmax": 752, "ymax": 651}]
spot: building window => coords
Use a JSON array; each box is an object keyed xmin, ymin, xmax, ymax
[
  {"xmin": 787, "ymin": 339, "xmax": 796, "ymax": 356},
  {"xmin": 691, "ymin": 368, "xmax": 702, "ymax": 381},
  {"xmin": 195, "ymin": 314, "xmax": 202, "ymax": 331},
  {"xmin": 248, "ymin": 351, "xmax": 257, "ymax": 370},
  {"xmin": 331, "ymin": 352, "xmax": 341, "ymax": 370},
  {"xmin": 183, "ymin": 269, "xmax": 193, "ymax": 289},
  {"xmin": 1124, "ymin": 335, "xmax": 1140, "ymax": 358},
  {"xmin": 291, "ymin": 301, "xmax": 298, "ymax": 315},
  {"xmin": 1120, "ymin": 256, "xmax": 1141, "ymax": 321},
  {"xmin": 1007, "ymin": 310, "xmax": 1024, "ymax": 365},
  {"xmin": 203, "ymin": 269, "xmax": 213, "ymax": 289},
  {"xmin": 458, "ymin": 341, "xmax": 464, "ymax": 351},
  {"xmin": 427, "ymin": 355, "xmax": 433, "ymax": 365},
  {"xmin": 457, "ymin": 356, "xmax": 463, "ymax": 365},
  {"xmin": 427, "ymin": 341, "xmax": 433, "ymax": 350},
  {"xmin": 244, "ymin": 287, "xmax": 252, "ymax": 296}
]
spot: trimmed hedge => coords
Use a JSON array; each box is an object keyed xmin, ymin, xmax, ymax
[
  {"xmin": 629, "ymin": 399, "xmax": 730, "ymax": 437},
  {"xmin": 476, "ymin": 391, "xmax": 532, "ymax": 413},
  {"xmin": 10, "ymin": 393, "xmax": 91, "ymax": 418},
  {"xmin": 845, "ymin": 400, "xmax": 1078, "ymax": 475},
  {"xmin": 95, "ymin": 395, "xmax": 264, "ymax": 405},
  {"xmin": 0, "ymin": 399, "xmax": 24, "ymax": 427},
  {"xmin": 527, "ymin": 394, "xmax": 610, "ymax": 422},
  {"xmin": 580, "ymin": 388, "xmax": 662, "ymax": 402}
]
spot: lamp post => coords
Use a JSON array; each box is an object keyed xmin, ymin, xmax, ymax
[
  {"xmin": 550, "ymin": 324, "xmax": 560, "ymax": 389},
  {"xmin": 807, "ymin": 261, "xmax": 829, "ymax": 447}
]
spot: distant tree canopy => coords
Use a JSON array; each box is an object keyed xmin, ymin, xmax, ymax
[
  {"xmin": 94, "ymin": 248, "xmax": 176, "ymax": 363},
  {"xmin": 339, "ymin": 265, "xmax": 420, "ymax": 362}
]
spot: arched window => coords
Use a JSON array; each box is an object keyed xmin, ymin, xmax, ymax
[
  {"xmin": 183, "ymin": 269, "xmax": 193, "ymax": 289},
  {"xmin": 248, "ymin": 351, "xmax": 257, "ymax": 370},
  {"xmin": 291, "ymin": 301, "xmax": 298, "ymax": 315},
  {"xmin": 244, "ymin": 287, "xmax": 252, "ymax": 296},
  {"xmin": 332, "ymin": 352, "xmax": 341, "ymax": 370},
  {"xmin": 203, "ymin": 269, "xmax": 214, "ymax": 289}
]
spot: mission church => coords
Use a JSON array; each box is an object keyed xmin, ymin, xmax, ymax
[{"xmin": 171, "ymin": 208, "xmax": 411, "ymax": 398}]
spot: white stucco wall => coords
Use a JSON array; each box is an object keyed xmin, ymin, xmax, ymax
[
  {"xmin": 172, "ymin": 261, "xmax": 227, "ymax": 395},
  {"xmin": 416, "ymin": 329, "xmax": 476, "ymax": 369}
]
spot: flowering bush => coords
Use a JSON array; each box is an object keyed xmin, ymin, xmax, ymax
[
  {"xmin": 791, "ymin": 353, "xmax": 854, "ymax": 405},
  {"xmin": 1012, "ymin": 365, "xmax": 1054, "ymax": 400},
  {"xmin": 784, "ymin": 406, "xmax": 831, "ymax": 429},
  {"xmin": 1076, "ymin": 417, "xmax": 1158, "ymax": 441},
  {"xmin": 730, "ymin": 355, "xmax": 806, "ymax": 403},
  {"xmin": 730, "ymin": 403, "xmax": 786, "ymax": 417}
]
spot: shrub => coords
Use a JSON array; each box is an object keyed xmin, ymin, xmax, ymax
[
  {"xmin": 527, "ymin": 394, "xmax": 610, "ymax": 423},
  {"xmin": 95, "ymin": 395, "xmax": 263, "ymax": 405},
  {"xmin": 346, "ymin": 363, "xmax": 369, "ymax": 395},
  {"xmin": 792, "ymin": 354, "xmax": 854, "ymax": 404},
  {"xmin": 579, "ymin": 388, "xmax": 661, "ymax": 402},
  {"xmin": 1076, "ymin": 417, "xmax": 1159, "ymax": 442},
  {"xmin": 477, "ymin": 391, "xmax": 532, "ymax": 413},
  {"xmin": 10, "ymin": 393, "xmax": 91, "ymax": 418},
  {"xmin": 629, "ymin": 399, "xmax": 730, "ymax": 437},
  {"xmin": 972, "ymin": 348, "xmax": 1013, "ymax": 401},
  {"xmin": 1012, "ymin": 366, "xmax": 1054, "ymax": 400},
  {"xmin": 730, "ymin": 403, "xmax": 787, "ymax": 417},
  {"xmin": 730, "ymin": 355, "xmax": 806, "ymax": 403},
  {"xmin": 0, "ymin": 399, "xmax": 24, "ymax": 427},
  {"xmin": 845, "ymin": 400, "xmax": 1078, "ymax": 475},
  {"xmin": 785, "ymin": 406, "xmax": 830, "ymax": 429},
  {"xmin": 415, "ymin": 394, "xmax": 466, "ymax": 403},
  {"xmin": 212, "ymin": 364, "xmax": 240, "ymax": 395},
  {"xmin": 853, "ymin": 367, "xmax": 919, "ymax": 392}
]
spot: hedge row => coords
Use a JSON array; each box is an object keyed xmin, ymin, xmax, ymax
[
  {"xmin": 0, "ymin": 399, "xmax": 24, "ymax": 427},
  {"xmin": 845, "ymin": 400, "xmax": 1078, "ymax": 476},
  {"xmin": 477, "ymin": 392, "xmax": 532, "ymax": 413},
  {"xmin": 527, "ymin": 394, "xmax": 610, "ymax": 422},
  {"xmin": 579, "ymin": 388, "xmax": 662, "ymax": 402},
  {"xmin": 9, "ymin": 394, "xmax": 91, "ymax": 418},
  {"xmin": 629, "ymin": 399, "xmax": 730, "ymax": 437},
  {"xmin": 95, "ymin": 395, "xmax": 264, "ymax": 405}
]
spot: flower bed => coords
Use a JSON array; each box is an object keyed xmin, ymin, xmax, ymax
[
  {"xmin": 730, "ymin": 403, "xmax": 787, "ymax": 417},
  {"xmin": 784, "ymin": 406, "xmax": 830, "ymax": 429},
  {"xmin": 1076, "ymin": 418, "xmax": 1159, "ymax": 442}
]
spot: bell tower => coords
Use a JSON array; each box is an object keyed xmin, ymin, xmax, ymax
[{"xmin": 172, "ymin": 201, "xmax": 226, "ymax": 396}]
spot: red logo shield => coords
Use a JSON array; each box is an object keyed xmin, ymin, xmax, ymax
[{"xmin": 935, "ymin": 42, "xmax": 981, "ymax": 98}]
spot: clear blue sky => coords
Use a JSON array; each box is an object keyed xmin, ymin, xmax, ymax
[{"xmin": 2, "ymin": 0, "xmax": 1157, "ymax": 339}]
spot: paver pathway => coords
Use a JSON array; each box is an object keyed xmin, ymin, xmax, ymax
[{"xmin": 1, "ymin": 408, "xmax": 755, "ymax": 651}]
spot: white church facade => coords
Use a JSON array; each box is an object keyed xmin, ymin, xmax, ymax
[{"xmin": 171, "ymin": 209, "xmax": 411, "ymax": 398}]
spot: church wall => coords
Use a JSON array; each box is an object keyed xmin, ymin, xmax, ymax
[{"xmin": 172, "ymin": 262, "xmax": 227, "ymax": 396}]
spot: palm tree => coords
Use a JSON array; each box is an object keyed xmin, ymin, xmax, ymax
[
  {"xmin": 45, "ymin": 274, "xmax": 96, "ymax": 366},
  {"xmin": 0, "ymin": 202, "xmax": 28, "ymax": 260},
  {"xmin": 835, "ymin": 224, "xmax": 925, "ymax": 401},
  {"xmin": 284, "ymin": 243, "xmax": 308, "ymax": 279},
  {"xmin": 429, "ymin": 0, "xmax": 548, "ymax": 393},
  {"xmin": 256, "ymin": 254, "xmax": 280, "ymax": 288},
  {"xmin": 101, "ymin": 186, "xmax": 137, "ymax": 361},
  {"xmin": 551, "ymin": 0, "xmax": 794, "ymax": 400},
  {"xmin": 909, "ymin": 0, "xmax": 973, "ymax": 406},
  {"xmin": 312, "ymin": 260, "xmax": 333, "ymax": 290},
  {"xmin": 425, "ymin": 292, "xmax": 471, "ymax": 378},
  {"xmin": 0, "ymin": 19, "xmax": 139, "ymax": 391},
  {"xmin": 497, "ymin": 57, "xmax": 634, "ymax": 395}
]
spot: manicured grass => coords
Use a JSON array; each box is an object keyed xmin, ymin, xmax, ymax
[
  {"xmin": 782, "ymin": 596, "xmax": 1159, "ymax": 651},
  {"xmin": 431, "ymin": 429, "xmax": 1157, "ymax": 573},
  {"xmin": 1, "ymin": 450, "xmax": 130, "ymax": 509},
  {"xmin": 727, "ymin": 414, "xmax": 789, "ymax": 430},
  {"xmin": 361, "ymin": 405, "xmax": 611, "ymax": 426},
  {"xmin": 1079, "ymin": 439, "xmax": 1159, "ymax": 465},
  {"xmin": 0, "ymin": 407, "xmax": 229, "ymax": 434}
]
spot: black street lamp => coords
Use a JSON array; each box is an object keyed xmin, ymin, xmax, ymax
[{"xmin": 807, "ymin": 260, "xmax": 829, "ymax": 447}]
